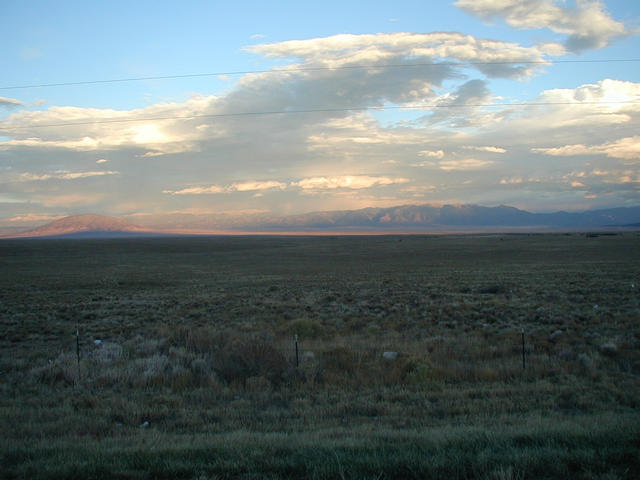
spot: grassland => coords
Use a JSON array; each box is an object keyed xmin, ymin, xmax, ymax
[{"xmin": 1, "ymin": 233, "xmax": 639, "ymax": 479}]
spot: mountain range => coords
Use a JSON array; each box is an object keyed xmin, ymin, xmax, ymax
[{"xmin": 2, "ymin": 205, "xmax": 640, "ymax": 238}]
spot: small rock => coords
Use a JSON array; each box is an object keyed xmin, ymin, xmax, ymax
[
  {"xmin": 140, "ymin": 421, "xmax": 149, "ymax": 428},
  {"xmin": 94, "ymin": 339, "xmax": 102, "ymax": 345},
  {"xmin": 382, "ymin": 351, "xmax": 398, "ymax": 361},
  {"xmin": 549, "ymin": 330, "xmax": 564, "ymax": 342},
  {"xmin": 599, "ymin": 342, "xmax": 618, "ymax": 356}
]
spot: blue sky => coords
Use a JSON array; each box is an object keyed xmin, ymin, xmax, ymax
[{"xmin": 1, "ymin": 0, "xmax": 639, "ymax": 231}]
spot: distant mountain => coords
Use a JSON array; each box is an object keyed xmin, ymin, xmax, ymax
[
  {"xmin": 251, "ymin": 204, "xmax": 640, "ymax": 230},
  {"xmin": 3, "ymin": 205, "xmax": 640, "ymax": 238},
  {"xmin": 2, "ymin": 214, "xmax": 157, "ymax": 239}
]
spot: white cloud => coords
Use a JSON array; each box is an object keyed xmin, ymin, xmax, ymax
[
  {"xmin": 247, "ymin": 32, "xmax": 553, "ymax": 79},
  {"xmin": 533, "ymin": 136, "xmax": 640, "ymax": 160},
  {"xmin": 0, "ymin": 96, "xmax": 224, "ymax": 154},
  {"xmin": 418, "ymin": 149, "xmax": 445, "ymax": 159},
  {"xmin": 5, "ymin": 213, "xmax": 64, "ymax": 223},
  {"xmin": 456, "ymin": 0, "xmax": 628, "ymax": 52},
  {"xmin": 464, "ymin": 145, "xmax": 507, "ymax": 153},
  {"xmin": 0, "ymin": 97, "xmax": 24, "ymax": 109},
  {"xmin": 231, "ymin": 181, "xmax": 287, "ymax": 192},
  {"xmin": 96, "ymin": 158, "xmax": 108, "ymax": 164},
  {"xmin": 164, "ymin": 185, "xmax": 226, "ymax": 195},
  {"xmin": 165, "ymin": 180, "xmax": 286, "ymax": 195},
  {"xmin": 18, "ymin": 170, "xmax": 119, "ymax": 181},
  {"xmin": 439, "ymin": 159, "xmax": 493, "ymax": 170},
  {"xmin": 292, "ymin": 175, "xmax": 409, "ymax": 191}
]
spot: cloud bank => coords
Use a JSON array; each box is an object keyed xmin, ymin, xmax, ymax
[{"xmin": 0, "ymin": 3, "xmax": 638, "ymax": 230}]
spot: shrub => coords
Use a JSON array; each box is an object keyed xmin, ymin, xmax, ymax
[
  {"xmin": 285, "ymin": 318, "xmax": 324, "ymax": 339},
  {"xmin": 211, "ymin": 335, "xmax": 289, "ymax": 387}
]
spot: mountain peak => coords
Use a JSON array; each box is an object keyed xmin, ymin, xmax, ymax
[{"xmin": 4, "ymin": 214, "xmax": 151, "ymax": 238}]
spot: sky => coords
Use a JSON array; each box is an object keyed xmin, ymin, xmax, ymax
[{"xmin": 1, "ymin": 0, "xmax": 639, "ymax": 232}]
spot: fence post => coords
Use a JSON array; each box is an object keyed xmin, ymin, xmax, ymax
[
  {"xmin": 295, "ymin": 334, "xmax": 299, "ymax": 368},
  {"xmin": 76, "ymin": 321, "xmax": 81, "ymax": 383},
  {"xmin": 521, "ymin": 328, "xmax": 525, "ymax": 370}
]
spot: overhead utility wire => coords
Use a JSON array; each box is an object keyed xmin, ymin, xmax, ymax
[
  {"xmin": 1, "ymin": 58, "xmax": 639, "ymax": 90},
  {"xmin": 2, "ymin": 101, "xmax": 639, "ymax": 130}
]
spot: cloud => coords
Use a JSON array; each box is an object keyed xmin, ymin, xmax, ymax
[
  {"xmin": 250, "ymin": 33, "xmax": 266, "ymax": 39},
  {"xmin": 18, "ymin": 170, "xmax": 119, "ymax": 181},
  {"xmin": 533, "ymin": 136, "xmax": 640, "ymax": 160},
  {"xmin": 291, "ymin": 175, "xmax": 409, "ymax": 191},
  {"xmin": 455, "ymin": 0, "xmax": 628, "ymax": 52},
  {"xmin": 0, "ymin": 97, "xmax": 24, "ymax": 109},
  {"xmin": 164, "ymin": 185, "xmax": 226, "ymax": 195},
  {"xmin": 438, "ymin": 158, "xmax": 493, "ymax": 170},
  {"xmin": 5, "ymin": 213, "xmax": 64, "ymax": 223},
  {"xmin": 0, "ymin": 96, "xmax": 224, "ymax": 154},
  {"xmin": 166, "ymin": 176, "xmax": 408, "ymax": 195},
  {"xmin": 165, "ymin": 180, "xmax": 286, "ymax": 195},
  {"xmin": 500, "ymin": 177, "xmax": 524, "ymax": 184},
  {"xmin": 1, "ymin": 27, "xmax": 638, "ymax": 219},
  {"xmin": 464, "ymin": 145, "xmax": 507, "ymax": 153},
  {"xmin": 246, "ymin": 32, "xmax": 555, "ymax": 85},
  {"xmin": 231, "ymin": 181, "xmax": 287, "ymax": 192},
  {"xmin": 418, "ymin": 149, "xmax": 445, "ymax": 159},
  {"xmin": 96, "ymin": 158, "xmax": 108, "ymax": 164}
]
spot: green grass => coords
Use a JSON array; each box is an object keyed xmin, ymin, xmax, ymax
[{"xmin": 1, "ymin": 233, "xmax": 639, "ymax": 478}]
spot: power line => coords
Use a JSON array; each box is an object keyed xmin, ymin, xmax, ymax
[
  {"xmin": 2, "ymin": 58, "xmax": 640, "ymax": 90},
  {"xmin": 1, "ymin": 101, "xmax": 638, "ymax": 130}
]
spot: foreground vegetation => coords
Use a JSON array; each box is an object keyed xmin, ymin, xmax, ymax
[{"xmin": 1, "ymin": 233, "xmax": 639, "ymax": 479}]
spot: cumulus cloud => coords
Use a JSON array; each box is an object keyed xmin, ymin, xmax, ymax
[
  {"xmin": 2, "ymin": 26, "xmax": 639, "ymax": 220},
  {"xmin": 0, "ymin": 96, "xmax": 224, "ymax": 155},
  {"xmin": 247, "ymin": 32, "xmax": 553, "ymax": 80},
  {"xmin": 456, "ymin": 0, "xmax": 628, "ymax": 52},
  {"xmin": 533, "ymin": 136, "xmax": 640, "ymax": 160}
]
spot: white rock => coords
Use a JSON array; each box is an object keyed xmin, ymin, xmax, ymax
[
  {"xmin": 382, "ymin": 351, "xmax": 398, "ymax": 361},
  {"xmin": 94, "ymin": 339, "xmax": 102, "ymax": 345},
  {"xmin": 140, "ymin": 421, "xmax": 149, "ymax": 428}
]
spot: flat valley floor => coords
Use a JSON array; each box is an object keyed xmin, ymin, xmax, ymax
[{"xmin": 1, "ymin": 233, "xmax": 639, "ymax": 479}]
